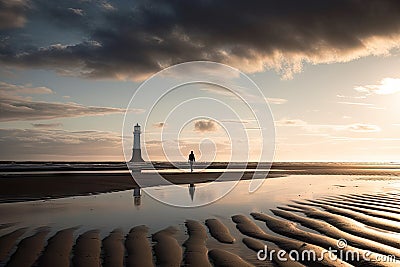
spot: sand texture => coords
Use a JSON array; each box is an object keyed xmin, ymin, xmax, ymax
[
  {"xmin": 0, "ymin": 228, "xmax": 26, "ymax": 262},
  {"xmin": 208, "ymin": 248, "xmax": 254, "ymax": 267},
  {"xmin": 102, "ymin": 229, "xmax": 125, "ymax": 267},
  {"xmin": 38, "ymin": 228, "xmax": 75, "ymax": 267},
  {"xmin": 125, "ymin": 225, "xmax": 154, "ymax": 267},
  {"xmin": 72, "ymin": 230, "xmax": 101, "ymax": 267},
  {"xmin": 5, "ymin": 227, "xmax": 50, "ymax": 267},
  {"xmin": 183, "ymin": 220, "xmax": 211, "ymax": 267},
  {"xmin": 205, "ymin": 218, "xmax": 235, "ymax": 244},
  {"xmin": 0, "ymin": 192, "xmax": 399, "ymax": 266},
  {"xmin": 152, "ymin": 226, "xmax": 183, "ymax": 267}
]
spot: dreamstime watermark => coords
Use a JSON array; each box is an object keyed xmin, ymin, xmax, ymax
[
  {"xmin": 257, "ymin": 238, "xmax": 398, "ymax": 263},
  {"xmin": 122, "ymin": 61, "xmax": 275, "ymax": 207}
]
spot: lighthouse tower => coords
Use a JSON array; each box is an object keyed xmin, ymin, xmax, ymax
[{"xmin": 130, "ymin": 123, "xmax": 144, "ymax": 162}]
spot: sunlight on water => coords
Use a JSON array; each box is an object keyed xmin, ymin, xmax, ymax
[{"xmin": 1, "ymin": 175, "xmax": 399, "ymax": 237}]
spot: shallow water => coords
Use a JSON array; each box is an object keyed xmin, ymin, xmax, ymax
[
  {"xmin": 1, "ymin": 175, "xmax": 399, "ymax": 234},
  {"xmin": 0, "ymin": 174, "xmax": 399, "ymax": 266}
]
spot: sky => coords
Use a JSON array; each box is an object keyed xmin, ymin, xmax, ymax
[{"xmin": 0, "ymin": 0, "xmax": 400, "ymax": 162}]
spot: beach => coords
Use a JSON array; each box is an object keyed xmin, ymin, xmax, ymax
[
  {"xmin": 0, "ymin": 163, "xmax": 399, "ymax": 266},
  {"xmin": 1, "ymin": 162, "xmax": 399, "ymax": 203}
]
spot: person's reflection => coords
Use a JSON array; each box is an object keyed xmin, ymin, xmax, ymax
[
  {"xmin": 133, "ymin": 187, "xmax": 141, "ymax": 206},
  {"xmin": 189, "ymin": 183, "xmax": 195, "ymax": 201}
]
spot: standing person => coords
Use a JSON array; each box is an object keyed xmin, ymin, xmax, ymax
[{"xmin": 188, "ymin": 151, "xmax": 195, "ymax": 172}]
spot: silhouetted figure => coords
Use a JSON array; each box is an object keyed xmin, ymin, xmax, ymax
[
  {"xmin": 189, "ymin": 183, "xmax": 195, "ymax": 201},
  {"xmin": 188, "ymin": 151, "xmax": 195, "ymax": 172}
]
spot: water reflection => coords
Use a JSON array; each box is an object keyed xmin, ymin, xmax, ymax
[
  {"xmin": 133, "ymin": 187, "xmax": 142, "ymax": 206},
  {"xmin": 188, "ymin": 183, "xmax": 195, "ymax": 201},
  {"xmin": 1, "ymin": 175, "xmax": 397, "ymax": 237}
]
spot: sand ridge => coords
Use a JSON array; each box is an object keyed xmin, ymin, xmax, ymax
[
  {"xmin": 152, "ymin": 226, "xmax": 183, "ymax": 267},
  {"xmin": 242, "ymin": 238, "xmax": 305, "ymax": 267},
  {"xmin": 283, "ymin": 203, "xmax": 400, "ymax": 248},
  {"xmin": 208, "ymin": 248, "xmax": 254, "ymax": 267},
  {"xmin": 125, "ymin": 225, "xmax": 153, "ymax": 267},
  {"xmin": 232, "ymin": 214, "xmax": 351, "ymax": 267},
  {"xmin": 0, "ymin": 192, "xmax": 399, "ymax": 266},
  {"xmin": 102, "ymin": 229, "xmax": 125, "ymax": 267},
  {"xmin": 0, "ymin": 228, "xmax": 26, "ymax": 263},
  {"xmin": 205, "ymin": 218, "xmax": 235, "ymax": 244},
  {"xmin": 72, "ymin": 230, "xmax": 101, "ymax": 267},
  {"xmin": 5, "ymin": 227, "xmax": 50, "ymax": 267},
  {"xmin": 183, "ymin": 220, "xmax": 211, "ymax": 267},
  {"xmin": 251, "ymin": 212, "xmax": 394, "ymax": 265},
  {"xmin": 38, "ymin": 227, "xmax": 76, "ymax": 267}
]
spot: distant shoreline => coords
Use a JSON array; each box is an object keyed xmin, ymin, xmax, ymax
[{"xmin": 1, "ymin": 161, "xmax": 399, "ymax": 172}]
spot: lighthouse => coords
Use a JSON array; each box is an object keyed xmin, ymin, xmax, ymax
[{"xmin": 130, "ymin": 123, "xmax": 144, "ymax": 162}]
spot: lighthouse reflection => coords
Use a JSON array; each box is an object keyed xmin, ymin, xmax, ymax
[
  {"xmin": 133, "ymin": 187, "xmax": 142, "ymax": 206},
  {"xmin": 132, "ymin": 184, "xmax": 197, "ymax": 206}
]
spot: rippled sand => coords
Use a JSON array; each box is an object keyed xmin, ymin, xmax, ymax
[{"xmin": 1, "ymin": 191, "xmax": 399, "ymax": 266}]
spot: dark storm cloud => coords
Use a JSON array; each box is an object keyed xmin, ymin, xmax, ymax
[
  {"xmin": 1, "ymin": 0, "xmax": 400, "ymax": 79},
  {"xmin": 0, "ymin": 0, "xmax": 30, "ymax": 29}
]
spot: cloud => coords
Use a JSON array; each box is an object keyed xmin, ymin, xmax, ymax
[
  {"xmin": 276, "ymin": 118, "xmax": 381, "ymax": 133},
  {"xmin": 337, "ymin": 101, "xmax": 384, "ymax": 110},
  {"xmin": 0, "ymin": 96, "xmax": 129, "ymax": 122},
  {"xmin": 194, "ymin": 119, "xmax": 217, "ymax": 132},
  {"xmin": 275, "ymin": 119, "xmax": 307, "ymax": 126},
  {"xmin": 0, "ymin": 81, "xmax": 54, "ymax": 95},
  {"xmin": 100, "ymin": 1, "xmax": 116, "ymax": 11},
  {"xmin": 266, "ymin": 98, "xmax": 288, "ymax": 105},
  {"xmin": 0, "ymin": 82, "xmax": 134, "ymax": 122},
  {"xmin": 336, "ymin": 94, "xmax": 366, "ymax": 99},
  {"xmin": 153, "ymin": 122, "xmax": 166, "ymax": 128},
  {"xmin": 2, "ymin": 1, "xmax": 400, "ymax": 80},
  {"xmin": 0, "ymin": 128, "xmax": 122, "ymax": 160},
  {"xmin": 31, "ymin": 122, "xmax": 63, "ymax": 128},
  {"xmin": 354, "ymin": 78, "xmax": 400, "ymax": 95},
  {"xmin": 347, "ymin": 123, "xmax": 381, "ymax": 132},
  {"xmin": 330, "ymin": 136, "xmax": 400, "ymax": 142},
  {"xmin": 0, "ymin": 0, "xmax": 30, "ymax": 29},
  {"xmin": 68, "ymin": 8, "xmax": 84, "ymax": 16},
  {"xmin": 220, "ymin": 120, "xmax": 249, "ymax": 124},
  {"xmin": 337, "ymin": 101, "xmax": 374, "ymax": 106}
]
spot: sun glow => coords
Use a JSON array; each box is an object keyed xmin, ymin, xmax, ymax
[{"xmin": 355, "ymin": 77, "xmax": 400, "ymax": 95}]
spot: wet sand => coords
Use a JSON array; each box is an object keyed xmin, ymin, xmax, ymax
[
  {"xmin": 183, "ymin": 220, "xmax": 211, "ymax": 267},
  {"xmin": 208, "ymin": 248, "xmax": 254, "ymax": 267},
  {"xmin": 0, "ymin": 228, "xmax": 26, "ymax": 262},
  {"xmin": 6, "ymin": 227, "xmax": 50, "ymax": 267},
  {"xmin": 72, "ymin": 230, "xmax": 101, "ymax": 267},
  {"xmin": 125, "ymin": 225, "xmax": 153, "ymax": 267},
  {"xmin": 205, "ymin": 218, "xmax": 235, "ymax": 244},
  {"xmin": 0, "ymin": 167, "xmax": 399, "ymax": 266},
  {"xmin": 0, "ymin": 191, "xmax": 399, "ymax": 266},
  {"xmin": 152, "ymin": 227, "xmax": 182, "ymax": 267},
  {"xmin": 38, "ymin": 228, "xmax": 75, "ymax": 267},
  {"xmin": 102, "ymin": 229, "xmax": 125, "ymax": 267},
  {"xmin": 0, "ymin": 172, "xmax": 283, "ymax": 203},
  {"xmin": 1, "ymin": 161, "xmax": 399, "ymax": 203}
]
